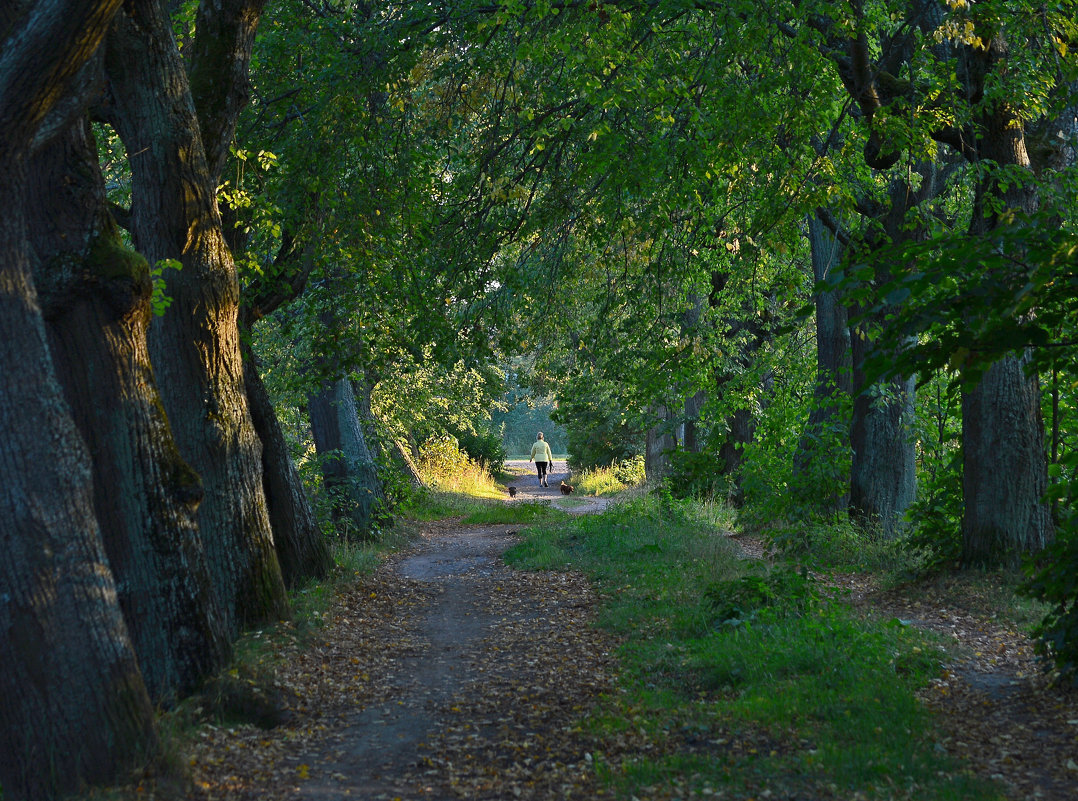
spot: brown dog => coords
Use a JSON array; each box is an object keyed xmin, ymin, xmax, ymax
[
  {"xmin": 507, "ymin": 486, "xmax": 517, "ymax": 497},
  {"xmin": 559, "ymin": 482, "xmax": 574, "ymax": 495}
]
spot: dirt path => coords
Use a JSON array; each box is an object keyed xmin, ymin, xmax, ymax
[
  {"xmin": 502, "ymin": 459, "xmax": 610, "ymax": 515},
  {"xmin": 189, "ymin": 518, "xmax": 619, "ymax": 800}
]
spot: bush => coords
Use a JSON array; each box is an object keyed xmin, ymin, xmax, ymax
[
  {"xmin": 446, "ymin": 421, "xmax": 507, "ymax": 468},
  {"xmin": 704, "ymin": 566, "xmax": 818, "ymax": 625},
  {"xmin": 666, "ymin": 449, "xmax": 725, "ymax": 499},
  {"xmin": 1021, "ymin": 519, "xmax": 1078, "ymax": 682},
  {"xmin": 611, "ymin": 454, "xmax": 646, "ymax": 485}
]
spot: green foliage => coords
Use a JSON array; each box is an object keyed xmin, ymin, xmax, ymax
[
  {"xmin": 445, "ymin": 420, "xmax": 506, "ymax": 468},
  {"xmin": 703, "ymin": 566, "xmax": 818, "ymax": 625},
  {"xmin": 149, "ymin": 258, "xmax": 182, "ymax": 316},
  {"xmin": 611, "ymin": 454, "xmax": 646, "ymax": 486},
  {"xmin": 666, "ymin": 449, "xmax": 725, "ymax": 500}
]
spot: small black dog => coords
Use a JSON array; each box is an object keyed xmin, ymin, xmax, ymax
[
  {"xmin": 559, "ymin": 482, "xmax": 574, "ymax": 495},
  {"xmin": 507, "ymin": 486, "xmax": 517, "ymax": 497}
]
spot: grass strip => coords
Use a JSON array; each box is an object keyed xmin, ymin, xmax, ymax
[{"xmin": 505, "ymin": 495, "xmax": 1004, "ymax": 801}]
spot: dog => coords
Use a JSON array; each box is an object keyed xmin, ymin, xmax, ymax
[
  {"xmin": 559, "ymin": 482, "xmax": 574, "ymax": 495},
  {"xmin": 507, "ymin": 486, "xmax": 517, "ymax": 497}
]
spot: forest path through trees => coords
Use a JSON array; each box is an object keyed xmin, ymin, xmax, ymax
[{"xmin": 188, "ymin": 493, "xmax": 618, "ymax": 800}]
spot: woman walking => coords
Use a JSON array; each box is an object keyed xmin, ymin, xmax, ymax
[{"xmin": 529, "ymin": 432, "xmax": 554, "ymax": 487}]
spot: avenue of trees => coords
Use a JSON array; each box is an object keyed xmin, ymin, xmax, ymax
[{"xmin": 1, "ymin": 0, "xmax": 1076, "ymax": 798}]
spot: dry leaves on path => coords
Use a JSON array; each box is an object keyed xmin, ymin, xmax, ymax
[
  {"xmin": 822, "ymin": 565, "xmax": 1078, "ymax": 801},
  {"xmin": 185, "ymin": 521, "xmax": 621, "ymax": 801}
]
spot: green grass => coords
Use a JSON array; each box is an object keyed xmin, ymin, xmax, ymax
[
  {"xmin": 400, "ymin": 488, "xmax": 567, "ymax": 525},
  {"xmin": 567, "ymin": 461, "xmax": 646, "ymax": 497},
  {"xmin": 506, "ymin": 494, "xmax": 1004, "ymax": 801}
]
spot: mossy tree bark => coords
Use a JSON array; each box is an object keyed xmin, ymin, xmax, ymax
[
  {"xmin": 0, "ymin": 4, "xmax": 157, "ymax": 798},
  {"xmin": 27, "ymin": 114, "xmax": 230, "ymax": 702},
  {"xmin": 103, "ymin": 0, "xmax": 288, "ymax": 631}
]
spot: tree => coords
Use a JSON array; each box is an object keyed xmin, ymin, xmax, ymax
[
  {"xmin": 103, "ymin": 0, "xmax": 289, "ymax": 631},
  {"xmin": 0, "ymin": 4, "xmax": 159, "ymax": 797},
  {"xmin": 28, "ymin": 110, "xmax": 229, "ymax": 701}
]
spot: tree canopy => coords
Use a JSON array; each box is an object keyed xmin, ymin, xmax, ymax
[{"xmin": 2, "ymin": 0, "xmax": 1078, "ymax": 796}]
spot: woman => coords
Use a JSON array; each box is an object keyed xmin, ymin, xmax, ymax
[{"xmin": 529, "ymin": 431, "xmax": 554, "ymax": 487}]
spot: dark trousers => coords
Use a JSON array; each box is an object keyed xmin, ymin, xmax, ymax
[{"xmin": 535, "ymin": 461, "xmax": 548, "ymax": 482}]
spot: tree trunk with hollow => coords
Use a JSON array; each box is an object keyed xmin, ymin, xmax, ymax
[{"xmin": 27, "ymin": 114, "xmax": 230, "ymax": 702}]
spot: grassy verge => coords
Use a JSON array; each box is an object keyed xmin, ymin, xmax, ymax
[{"xmin": 506, "ymin": 495, "xmax": 1003, "ymax": 800}]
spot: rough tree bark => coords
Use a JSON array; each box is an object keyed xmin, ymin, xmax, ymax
[
  {"xmin": 243, "ymin": 341, "xmax": 334, "ymax": 586},
  {"xmin": 960, "ymin": 36, "xmax": 1052, "ymax": 564},
  {"xmin": 0, "ymin": 4, "xmax": 158, "ymax": 797},
  {"xmin": 682, "ymin": 390, "xmax": 707, "ymax": 454},
  {"xmin": 27, "ymin": 114, "xmax": 229, "ymax": 702},
  {"xmin": 308, "ymin": 377, "xmax": 384, "ymax": 538},
  {"xmin": 103, "ymin": 0, "xmax": 288, "ymax": 631}
]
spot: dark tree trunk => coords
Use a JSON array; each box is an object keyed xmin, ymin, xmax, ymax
[
  {"xmin": 848, "ymin": 362, "xmax": 917, "ymax": 534},
  {"xmin": 243, "ymin": 340, "xmax": 333, "ymax": 586},
  {"xmin": 960, "ymin": 37, "xmax": 1052, "ymax": 565},
  {"xmin": 961, "ymin": 355, "xmax": 1051, "ymax": 566},
  {"xmin": 27, "ymin": 116, "xmax": 229, "ymax": 702},
  {"xmin": 1, "ymin": 6, "xmax": 157, "ymax": 794},
  {"xmin": 795, "ymin": 213, "xmax": 852, "ymax": 514},
  {"xmin": 0, "ymin": 165, "xmax": 157, "ymax": 801},
  {"xmin": 645, "ymin": 403, "xmax": 676, "ymax": 481},
  {"xmin": 718, "ymin": 407, "xmax": 754, "ymax": 507},
  {"xmin": 846, "ymin": 164, "xmax": 942, "ymax": 536},
  {"xmin": 104, "ymin": 1, "xmax": 288, "ymax": 631},
  {"xmin": 308, "ymin": 378, "xmax": 383, "ymax": 538},
  {"xmin": 682, "ymin": 390, "xmax": 707, "ymax": 454}
]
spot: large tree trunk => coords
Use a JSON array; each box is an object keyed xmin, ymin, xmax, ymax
[
  {"xmin": 849, "ymin": 366, "xmax": 917, "ymax": 534},
  {"xmin": 962, "ymin": 355, "xmax": 1051, "ymax": 565},
  {"xmin": 243, "ymin": 340, "xmax": 333, "ymax": 586},
  {"xmin": 308, "ymin": 378, "xmax": 384, "ymax": 538},
  {"xmin": 1, "ymin": 6, "xmax": 158, "ymax": 792},
  {"xmin": 27, "ymin": 115, "xmax": 229, "ymax": 702},
  {"xmin": 718, "ymin": 407, "xmax": 754, "ymax": 507},
  {"xmin": 960, "ymin": 36, "xmax": 1052, "ymax": 565},
  {"xmin": 795, "ymin": 213, "xmax": 852, "ymax": 514},
  {"xmin": 0, "ymin": 164, "xmax": 158, "ymax": 801},
  {"xmin": 104, "ymin": 1, "xmax": 288, "ymax": 631}
]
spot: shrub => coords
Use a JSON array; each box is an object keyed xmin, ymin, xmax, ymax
[
  {"xmin": 666, "ymin": 449, "xmax": 725, "ymax": 499},
  {"xmin": 703, "ymin": 566, "xmax": 818, "ymax": 625}
]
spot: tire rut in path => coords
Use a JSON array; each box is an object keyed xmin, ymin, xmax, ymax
[{"xmin": 224, "ymin": 522, "xmax": 619, "ymax": 801}]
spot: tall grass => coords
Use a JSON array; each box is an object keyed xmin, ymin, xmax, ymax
[
  {"xmin": 570, "ymin": 456, "xmax": 647, "ymax": 497},
  {"xmin": 506, "ymin": 494, "xmax": 1003, "ymax": 801}
]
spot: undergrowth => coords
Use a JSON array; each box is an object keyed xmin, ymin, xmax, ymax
[
  {"xmin": 506, "ymin": 494, "xmax": 1003, "ymax": 800},
  {"xmin": 570, "ymin": 455, "xmax": 647, "ymax": 497}
]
